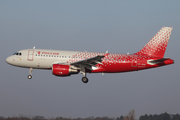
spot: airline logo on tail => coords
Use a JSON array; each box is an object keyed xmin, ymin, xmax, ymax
[{"xmin": 135, "ymin": 27, "xmax": 173, "ymax": 58}]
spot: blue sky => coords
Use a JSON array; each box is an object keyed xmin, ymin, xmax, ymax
[{"xmin": 1, "ymin": 0, "xmax": 180, "ymax": 119}]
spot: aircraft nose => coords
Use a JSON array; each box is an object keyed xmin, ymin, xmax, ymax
[{"xmin": 6, "ymin": 56, "xmax": 12, "ymax": 64}]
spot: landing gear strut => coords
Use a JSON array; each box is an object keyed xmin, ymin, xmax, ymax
[
  {"xmin": 80, "ymin": 67, "xmax": 89, "ymax": 83},
  {"xmin": 28, "ymin": 68, "xmax": 33, "ymax": 79}
]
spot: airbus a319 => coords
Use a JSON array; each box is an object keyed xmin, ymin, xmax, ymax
[{"xmin": 6, "ymin": 27, "xmax": 174, "ymax": 83}]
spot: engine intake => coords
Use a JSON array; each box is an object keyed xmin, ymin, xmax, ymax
[{"xmin": 52, "ymin": 64, "xmax": 78, "ymax": 76}]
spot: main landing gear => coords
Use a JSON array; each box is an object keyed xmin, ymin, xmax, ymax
[
  {"xmin": 28, "ymin": 68, "xmax": 33, "ymax": 79},
  {"xmin": 81, "ymin": 68, "xmax": 89, "ymax": 83},
  {"xmin": 82, "ymin": 77, "xmax": 88, "ymax": 83}
]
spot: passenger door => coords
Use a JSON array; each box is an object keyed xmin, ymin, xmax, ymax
[
  {"xmin": 131, "ymin": 58, "xmax": 137, "ymax": 67},
  {"xmin": 27, "ymin": 50, "xmax": 34, "ymax": 61}
]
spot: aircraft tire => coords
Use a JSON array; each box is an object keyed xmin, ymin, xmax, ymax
[
  {"xmin": 28, "ymin": 75, "xmax": 32, "ymax": 79},
  {"xmin": 82, "ymin": 77, "xmax": 88, "ymax": 83}
]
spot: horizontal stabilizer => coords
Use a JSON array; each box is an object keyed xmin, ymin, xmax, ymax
[
  {"xmin": 148, "ymin": 58, "xmax": 170, "ymax": 64},
  {"xmin": 147, "ymin": 58, "xmax": 174, "ymax": 65}
]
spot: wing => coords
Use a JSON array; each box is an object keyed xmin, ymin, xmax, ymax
[{"xmin": 70, "ymin": 54, "xmax": 108, "ymax": 70}]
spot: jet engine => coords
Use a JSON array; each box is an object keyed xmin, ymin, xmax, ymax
[{"xmin": 52, "ymin": 64, "xmax": 78, "ymax": 76}]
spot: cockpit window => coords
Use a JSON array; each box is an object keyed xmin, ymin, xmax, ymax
[{"xmin": 13, "ymin": 52, "xmax": 22, "ymax": 56}]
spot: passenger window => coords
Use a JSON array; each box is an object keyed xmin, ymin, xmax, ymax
[
  {"xmin": 16, "ymin": 53, "xmax": 19, "ymax": 55},
  {"xmin": 19, "ymin": 53, "xmax": 22, "ymax": 56}
]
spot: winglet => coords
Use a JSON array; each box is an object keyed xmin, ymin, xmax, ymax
[{"xmin": 104, "ymin": 53, "xmax": 109, "ymax": 57}]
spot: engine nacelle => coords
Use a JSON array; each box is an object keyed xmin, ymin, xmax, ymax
[{"xmin": 52, "ymin": 64, "xmax": 78, "ymax": 76}]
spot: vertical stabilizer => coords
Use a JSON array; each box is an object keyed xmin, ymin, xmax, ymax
[{"xmin": 135, "ymin": 27, "xmax": 173, "ymax": 58}]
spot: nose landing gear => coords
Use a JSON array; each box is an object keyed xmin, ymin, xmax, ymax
[
  {"xmin": 28, "ymin": 68, "xmax": 33, "ymax": 79},
  {"xmin": 28, "ymin": 75, "xmax": 32, "ymax": 79}
]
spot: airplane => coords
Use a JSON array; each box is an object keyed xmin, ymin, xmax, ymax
[{"xmin": 6, "ymin": 27, "xmax": 174, "ymax": 83}]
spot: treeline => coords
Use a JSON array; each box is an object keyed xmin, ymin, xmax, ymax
[
  {"xmin": 139, "ymin": 112, "xmax": 180, "ymax": 120},
  {"xmin": 0, "ymin": 116, "xmax": 128, "ymax": 120},
  {"xmin": 1, "ymin": 111, "xmax": 180, "ymax": 120},
  {"xmin": 0, "ymin": 116, "xmax": 116, "ymax": 120}
]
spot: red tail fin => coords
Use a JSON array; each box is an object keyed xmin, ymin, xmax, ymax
[{"xmin": 135, "ymin": 27, "xmax": 173, "ymax": 58}]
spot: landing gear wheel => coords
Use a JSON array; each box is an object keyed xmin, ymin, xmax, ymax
[
  {"xmin": 82, "ymin": 77, "xmax": 88, "ymax": 83},
  {"xmin": 28, "ymin": 75, "xmax": 32, "ymax": 79}
]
